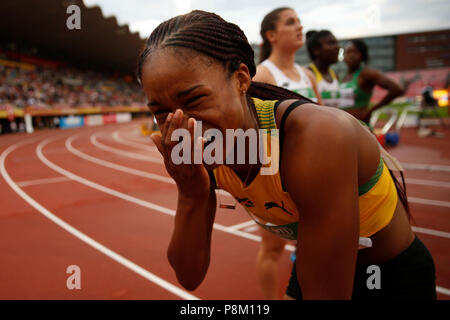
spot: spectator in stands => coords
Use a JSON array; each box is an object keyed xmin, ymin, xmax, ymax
[{"xmin": 0, "ymin": 63, "xmax": 147, "ymax": 109}]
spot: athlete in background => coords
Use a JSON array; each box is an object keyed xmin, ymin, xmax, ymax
[
  {"xmin": 253, "ymin": 7, "xmax": 321, "ymax": 299},
  {"xmin": 306, "ymin": 30, "xmax": 340, "ymax": 108},
  {"xmin": 340, "ymin": 39, "xmax": 404, "ymax": 123}
]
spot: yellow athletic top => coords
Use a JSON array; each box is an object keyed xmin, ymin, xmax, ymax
[{"xmin": 212, "ymin": 98, "xmax": 398, "ymax": 240}]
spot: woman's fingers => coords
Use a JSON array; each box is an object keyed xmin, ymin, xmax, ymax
[
  {"xmin": 163, "ymin": 109, "xmax": 184, "ymax": 149},
  {"xmin": 196, "ymin": 135, "xmax": 205, "ymax": 163},
  {"xmin": 150, "ymin": 132, "xmax": 164, "ymax": 156}
]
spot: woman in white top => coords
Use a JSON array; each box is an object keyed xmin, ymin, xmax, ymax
[
  {"xmin": 252, "ymin": 7, "xmax": 322, "ymax": 299},
  {"xmin": 254, "ymin": 8, "xmax": 321, "ymax": 105}
]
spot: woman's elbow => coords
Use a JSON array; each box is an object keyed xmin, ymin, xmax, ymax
[
  {"xmin": 176, "ymin": 274, "xmax": 203, "ymax": 291},
  {"xmin": 393, "ymin": 84, "xmax": 405, "ymax": 98}
]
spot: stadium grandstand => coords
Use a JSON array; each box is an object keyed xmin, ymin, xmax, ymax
[
  {"xmin": 1, "ymin": 1, "xmax": 448, "ymax": 135},
  {"xmin": 0, "ymin": 0, "xmax": 148, "ymax": 134}
]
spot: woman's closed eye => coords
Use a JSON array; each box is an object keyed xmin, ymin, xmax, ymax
[
  {"xmin": 153, "ymin": 109, "xmax": 170, "ymax": 121},
  {"xmin": 185, "ymin": 94, "xmax": 207, "ymax": 107}
]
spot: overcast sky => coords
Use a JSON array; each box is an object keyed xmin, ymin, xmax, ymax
[{"xmin": 83, "ymin": 0, "xmax": 450, "ymax": 43}]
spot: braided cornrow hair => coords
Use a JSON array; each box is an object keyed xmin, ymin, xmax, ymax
[{"xmin": 137, "ymin": 10, "xmax": 313, "ymax": 104}]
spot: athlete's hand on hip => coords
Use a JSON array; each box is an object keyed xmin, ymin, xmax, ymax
[{"xmin": 151, "ymin": 109, "xmax": 211, "ymax": 199}]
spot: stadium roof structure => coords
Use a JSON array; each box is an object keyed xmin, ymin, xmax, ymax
[{"xmin": 0, "ymin": 0, "xmax": 146, "ymax": 74}]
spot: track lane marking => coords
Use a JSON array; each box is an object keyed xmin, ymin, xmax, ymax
[
  {"xmin": 40, "ymin": 136, "xmax": 450, "ymax": 297},
  {"xmin": 91, "ymin": 132, "xmax": 163, "ymax": 164},
  {"xmin": 112, "ymin": 130, "xmax": 157, "ymax": 152},
  {"xmin": 227, "ymin": 220, "xmax": 257, "ymax": 231},
  {"xmin": 412, "ymin": 226, "xmax": 450, "ymax": 239},
  {"xmin": 408, "ymin": 197, "xmax": 450, "ymax": 208},
  {"xmin": 402, "ymin": 163, "xmax": 450, "ymax": 172},
  {"xmin": 406, "ymin": 178, "xmax": 450, "ymax": 188},
  {"xmin": 17, "ymin": 176, "xmax": 71, "ymax": 187},
  {"xmin": 69, "ymin": 133, "xmax": 450, "ymax": 238},
  {"xmin": 437, "ymin": 286, "xmax": 450, "ymax": 296},
  {"xmin": 0, "ymin": 138, "xmax": 198, "ymax": 300},
  {"xmin": 68, "ymin": 134, "xmax": 173, "ymax": 184},
  {"xmin": 67, "ymin": 133, "xmax": 233, "ymax": 198}
]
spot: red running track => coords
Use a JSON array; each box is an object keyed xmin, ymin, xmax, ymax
[{"xmin": 0, "ymin": 120, "xmax": 449, "ymax": 299}]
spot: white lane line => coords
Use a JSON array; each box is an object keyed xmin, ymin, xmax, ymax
[
  {"xmin": 70, "ymin": 133, "xmax": 450, "ymax": 237},
  {"xmin": 408, "ymin": 197, "xmax": 450, "ymax": 208},
  {"xmin": 92, "ymin": 132, "xmax": 450, "ymax": 209},
  {"xmin": 412, "ymin": 226, "xmax": 450, "ymax": 239},
  {"xmin": 41, "ymin": 136, "xmax": 269, "ymax": 247},
  {"xmin": 227, "ymin": 220, "xmax": 256, "ymax": 231},
  {"xmin": 67, "ymin": 134, "xmax": 173, "ymax": 184},
  {"xmin": 117, "ymin": 124, "xmax": 152, "ymax": 142},
  {"xmin": 40, "ymin": 137, "xmax": 174, "ymax": 216},
  {"xmin": 244, "ymin": 225, "xmax": 260, "ymax": 233},
  {"xmin": 66, "ymin": 133, "xmax": 233, "ymax": 199},
  {"xmin": 97, "ymin": 133, "xmax": 450, "ymax": 207},
  {"xmin": 437, "ymin": 286, "xmax": 450, "ymax": 296},
  {"xmin": 402, "ymin": 163, "xmax": 450, "ymax": 172},
  {"xmin": 407, "ymin": 178, "xmax": 450, "ymax": 188},
  {"xmin": 121, "ymin": 130, "xmax": 153, "ymax": 144},
  {"xmin": 112, "ymin": 130, "xmax": 157, "ymax": 152},
  {"xmin": 44, "ymin": 136, "xmax": 450, "ymax": 296},
  {"xmin": 91, "ymin": 132, "xmax": 163, "ymax": 164},
  {"xmin": 1, "ymin": 139, "xmax": 198, "ymax": 300},
  {"xmin": 17, "ymin": 176, "xmax": 71, "ymax": 187}
]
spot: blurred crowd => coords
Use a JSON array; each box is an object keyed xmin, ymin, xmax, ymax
[{"xmin": 0, "ymin": 64, "xmax": 146, "ymax": 109}]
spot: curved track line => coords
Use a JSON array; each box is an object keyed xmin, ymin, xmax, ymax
[
  {"xmin": 41, "ymin": 135, "xmax": 295, "ymax": 250},
  {"xmin": 67, "ymin": 134, "xmax": 233, "ymax": 198},
  {"xmin": 402, "ymin": 163, "xmax": 450, "ymax": 172},
  {"xmin": 1, "ymin": 139, "xmax": 198, "ymax": 300},
  {"xmin": 408, "ymin": 197, "xmax": 450, "ymax": 208},
  {"xmin": 39, "ymin": 136, "xmax": 450, "ymax": 296},
  {"xmin": 99, "ymin": 128, "xmax": 450, "ymax": 208},
  {"xmin": 17, "ymin": 176, "xmax": 71, "ymax": 187},
  {"xmin": 117, "ymin": 127, "xmax": 151, "ymax": 143},
  {"xmin": 437, "ymin": 286, "xmax": 450, "ymax": 296},
  {"xmin": 40, "ymin": 137, "xmax": 174, "ymax": 215},
  {"xmin": 112, "ymin": 130, "xmax": 157, "ymax": 152},
  {"xmin": 406, "ymin": 178, "xmax": 450, "ymax": 188},
  {"xmin": 68, "ymin": 134, "xmax": 173, "ymax": 184},
  {"xmin": 411, "ymin": 226, "xmax": 450, "ymax": 239},
  {"xmin": 91, "ymin": 132, "xmax": 163, "ymax": 163},
  {"xmin": 68, "ymin": 133, "xmax": 450, "ymax": 241}
]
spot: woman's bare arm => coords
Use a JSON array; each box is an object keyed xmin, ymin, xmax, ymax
[
  {"xmin": 151, "ymin": 110, "xmax": 217, "ymax": 290},
  {"xmin": 253, "ymin": 64, "xmax": 277, "ymax": 85},
  {"xmin": 360, "ymin": 68, "xmax": 404, "ymax": 122},
  {"xmin": 281, "ymin": 105, "xmax": 360, "ymax": 299},
  {"xmin": 167, "ymin": 183, "xmax": 217, "ymax": 290}
]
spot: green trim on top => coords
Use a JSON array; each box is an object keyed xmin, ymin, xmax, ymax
[
  {"xmin": 252, "ymin": 97, "xmax": 382, "ymax": 197},
  {"xmin": 252, "ymin": 98, "xmax": 278, "ymax": 136},
  {"xmin": 358, "ymin": 158, "xmax": 384, "ymax": 196},
  {"xmin": 340, "ymin": 66, "xmax": 372, "ymax": 109}
]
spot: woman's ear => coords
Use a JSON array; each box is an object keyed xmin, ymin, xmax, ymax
[
  {"xmin": 266, "ymin": 30, "xmax": 276, "ymax": 45},
  {"xmin": 234, "ymin": 63, "xmax": 252, "ymax": 93}
]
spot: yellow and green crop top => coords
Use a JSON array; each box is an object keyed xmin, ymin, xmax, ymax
[{"xmin": 212, "ymin": 98, "xmax": 398, "ymax": 241}]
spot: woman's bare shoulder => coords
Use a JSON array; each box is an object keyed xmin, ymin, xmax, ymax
[{"xmin": 254, "ymin": 64, "xmax": 276, "ymax": 85}]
